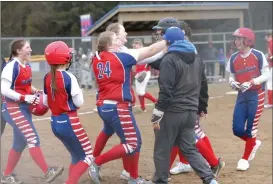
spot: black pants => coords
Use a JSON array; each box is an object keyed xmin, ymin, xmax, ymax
[
  {"xmin": 153, "ymin": 111, "xmax": 214, "ymax": 184},
  {"xmin": 219, "ymin": 64, "xmax": 225, "ymax": 78},
  {"xmin": 206, "ymin": 63, "xmax": 215, "ymax": 77}
]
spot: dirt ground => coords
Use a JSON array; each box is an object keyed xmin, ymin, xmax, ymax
[{"xmin": 1, "ymin": 82, "xmax": 272, "ymax": 184}]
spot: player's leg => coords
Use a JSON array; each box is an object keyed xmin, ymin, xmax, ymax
[
  {"xmin": 231, "ymin": 95, "xmax": 250, "ymax": 171},
  {"xmin": 135, "ymin": 79, "xmax": 146, "ymax": 111},
  {"xmin": 153, "ymin": 112, "xmax": 185, "ymax": 184},
  {"xmin": 1, "ymin": 102, "xmax": 28, "ymax": 183},
  {"xmin": 142, "ymin": 71, "xmax": 157, "ymax": 104},
  {"xmin": 194, "ymin": 117, "xmax": 225, "ymax": 177},
  {"xmin": 178, "ymin": 111, "xmax": 216, "ymax": 184},
  {"xmin": 169, "ymin": 146, "xmax": 192, "ymax": 175},
  {"xmin": 242, "ymin": 90, "xmax": 264, "ymax": 164},
  {"xmin": 52, "ymin": 112, "xmax": 93, "ymax": 184},
  {"xmin": 265, "ymin": 67, "xmax": 272, "ymax": 108},
  {"xmin": 89, "ymin": 103, "xmax": 143, "ymax": 184}
]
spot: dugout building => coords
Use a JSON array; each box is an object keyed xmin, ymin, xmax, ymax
[{"xmin": 86, "ymin": 2, "xmax": 249, "ymax": 51}]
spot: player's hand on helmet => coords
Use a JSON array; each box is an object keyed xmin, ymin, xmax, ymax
[
  {"xmin": 240, "ymin": 80, "xmax": 254, "ymax": 93},
  {"xmin": 229, "ymin": 80, "xmax": 241, "ymax": 90},
  {"xmin": 21, "ymin": 95, "xmax": 39, "ymax": 105},
  {"xmin": 151, "ymin": 108, "xmax": 164, "ymax": 130}
]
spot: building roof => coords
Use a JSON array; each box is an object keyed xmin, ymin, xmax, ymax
[{"xmin": 86, "ymin": 2, "xmax": 249, "ymax": 35}]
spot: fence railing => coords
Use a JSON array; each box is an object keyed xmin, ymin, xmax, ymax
[{"xmin": 1, "ymin": 29, "xmax": 270, "ymax": 84}]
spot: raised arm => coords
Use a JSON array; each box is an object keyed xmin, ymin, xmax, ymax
[{"xmin": 136, "ymin": 40, "xmax": 166, "ymax": 62}]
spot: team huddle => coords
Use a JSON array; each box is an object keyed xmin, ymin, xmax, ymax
[{"xmin": 1, "ymin": 17, "xmax": 272, "ymax": 184}]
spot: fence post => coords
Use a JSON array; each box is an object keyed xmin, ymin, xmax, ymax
[
  {"xmin": 72, "ymin": 38, "xmax": 76, "ymax": 74},
  {"xmin": 223, "ymin": 33, "xmax": 227, "ymax": 60}
]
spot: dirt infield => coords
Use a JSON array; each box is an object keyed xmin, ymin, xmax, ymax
[{"xmin": 1, "ymin": 83, "xmax": 272, "ymax": 184}]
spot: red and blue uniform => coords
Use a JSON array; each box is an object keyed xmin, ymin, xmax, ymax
[
  {"xmin": 227, "ymin": 49, "xmax": 267, "ymax": 138},
  {"xmin": 93, "ymin": 51, "xmax": 141, "ymax": 154},
  {"xmin": 1, "ymin": 58, "xmax": 39, "ymax": 152},
  {"xmin": 44, "ymin": 70, "xmax": 93, "ymax": 165}
]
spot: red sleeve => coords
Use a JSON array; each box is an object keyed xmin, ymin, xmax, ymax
[{"xmin": 268, "ymin": 39, "xmax": 272, "ymax": 57}]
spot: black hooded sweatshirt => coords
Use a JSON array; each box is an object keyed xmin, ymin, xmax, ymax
[{"xmin": 151, "ymin": 41, "xmax": 208, "ymax": 113}]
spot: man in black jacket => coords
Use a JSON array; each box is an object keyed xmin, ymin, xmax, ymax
[
  {"xmin": 150, "ymin": 19, "xmax": 225, "ymax": 181},
  {"xmin": 150, "ymin": 27, "xmax": 218, "ymax": 184}
]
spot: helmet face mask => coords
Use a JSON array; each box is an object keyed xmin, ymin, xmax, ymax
[{"xmin": 152, "ymin": 17, "xmax": 180, "ymax": 41}]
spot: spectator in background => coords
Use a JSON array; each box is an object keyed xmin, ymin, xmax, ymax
[
  {"xmin": 226, "ymin": 48, "xmax": 234, "ymax": 59},
  {"xmin": 201, "ymin": 41, "xmax": 217, "ymax": 79},
  {"xmin": 80, "ymin": 54, "xmax": 93, "ymax": 91},
  {"xmin": 217, "ymin": 48, "xmax": 226, "ymax": 81}
]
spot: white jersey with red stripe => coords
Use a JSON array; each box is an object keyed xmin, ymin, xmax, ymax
[{"xmin": 1, "ymin": 58, "xmax": 32, "ymax": 101}]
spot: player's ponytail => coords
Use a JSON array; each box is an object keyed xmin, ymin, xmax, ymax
[
  {"xmin": 50, "ymin": 65, "xmax": 58, "ymax": 93},
  {"xmin": 9, "ymin": 39, "xmax": 26, "ymax": 61}
]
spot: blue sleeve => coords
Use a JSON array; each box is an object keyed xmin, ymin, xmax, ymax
[
  {"xmin": 229, "ymin": 54, "xmax": 236, "ymax": 74},
  {"xmin": 114, "ymin": 52, "xmax": 137, "ymax": 68},
  {"xmin": 252, "ymin": 50, "xmax": 264, "ymax": 70},
  {"xmin": 62, "ymin": 71, "xmax": 72, "ymax": 98},
  {"xmin": 11, "ymin": 62, "xmax": 19, "ymax": 90}
]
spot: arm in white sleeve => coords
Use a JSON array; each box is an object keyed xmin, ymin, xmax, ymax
[
  {"xmin": 1, "ymin": 79, "xmax": 21, "ymax": 101},
  {"xmin": 252, "ymin": 52, "xmax": 270, "ymax": 85},
  {"xmin": 43, "ymin": 93, "xmax": 48, "ymax": 107},
  {"xmin": 69, "ymin": 73, "xmax": 84, "ymax": 107},
  {"xmin": 229, "ymin": 73, "xmax": 236, "ymax": 83},
  {"xmin": 137, "ymin": 51, "xmax": 164, "ymax": 65},
  {"xmin": 253, "ymin": 66, "xmax": 270, "ymax": 85}
]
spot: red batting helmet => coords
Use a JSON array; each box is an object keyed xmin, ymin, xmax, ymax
[
  {"xmin": 233, "ymin": 27, "xmax": 255, "ymax": 46},
  {"xmin": 45, "ymin": 41, "xmax": 73, "ymax": 65},
  {"xmin": 29, "ymin": 92, "xmax": 49, "ymax": 116}
]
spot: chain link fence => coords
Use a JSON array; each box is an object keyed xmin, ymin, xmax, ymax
[{"xmin": 1, "ymin": 29, "xmax": 270, "ymax": 86}]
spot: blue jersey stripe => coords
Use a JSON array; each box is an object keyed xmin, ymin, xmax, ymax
[
  {"xmin": 62, "ymin": 71, "xmax": 77, "ymax": 111},
  {"xmin": 11, "ymin": 62, "xmax": 19, "ymax": 90}
]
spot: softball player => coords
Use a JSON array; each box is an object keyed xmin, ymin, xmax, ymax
[
  {"xmin": 44, "ymin": 41, "xmax": 94, "ymax": 184},
  {"xmin": 132, "ymin": 39, "xmax": 157, "ymax": 112},
  {"xmin": 91, "ymin": 23, "xmax": 165, "ymax": 182},
  {"xmin": 226, "ymin": 28, "xmax": 269, "ymax": 171},
  {"xmin": 265, "ymin": 31, "xmax": 272, "ymax": 108},
  {"xmin": 89, "ymin": 31, "xmax": 166, "ymax": 184},
  {"xmin": 1, "ymin": 39, "xmax": 63, "ymax": 184}
]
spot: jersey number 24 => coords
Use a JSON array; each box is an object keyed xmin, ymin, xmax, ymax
[{"xmin": 97, "ymin": 61, "xmax": 112, "ymax": 79}]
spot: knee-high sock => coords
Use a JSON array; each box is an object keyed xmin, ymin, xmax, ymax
[
  {"xmin": 127, "ymin": 152, "xmax": 140, "ymax": 179},
  {"xmin": 4, "ymin": 149, "xmax": 22, "ymax": 176},
  {"xmin": 29, "ymin": 147, "xmax": 48, "ymax": 174},
  {"xmin": 143, "ymin": 93, "xmax": 157, "ymax": 103},
  {"xmin": 66, "ymin": 161, "xmax": 89, "ymax": 184},
  {"xmin": 242, "ymin": 137, "xmax": 256, "ymax": 160},
  {"xmin": 95, "ymin": 144, "xmax": 126, "ymax": 166},
  {"xmin": 122, "ymin": 155, "xmax": 131, "ymax": 173},
  {"xmin": 196, "ymin": 139, "xmax": 218, "ymax": 167},
  {"xmin": 93, "ymin": 131, "xmax": 111, "ymax": 157},
  {"xmin": 178, "ymin": 149, "xmax": 189, "ymax": 164}
]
